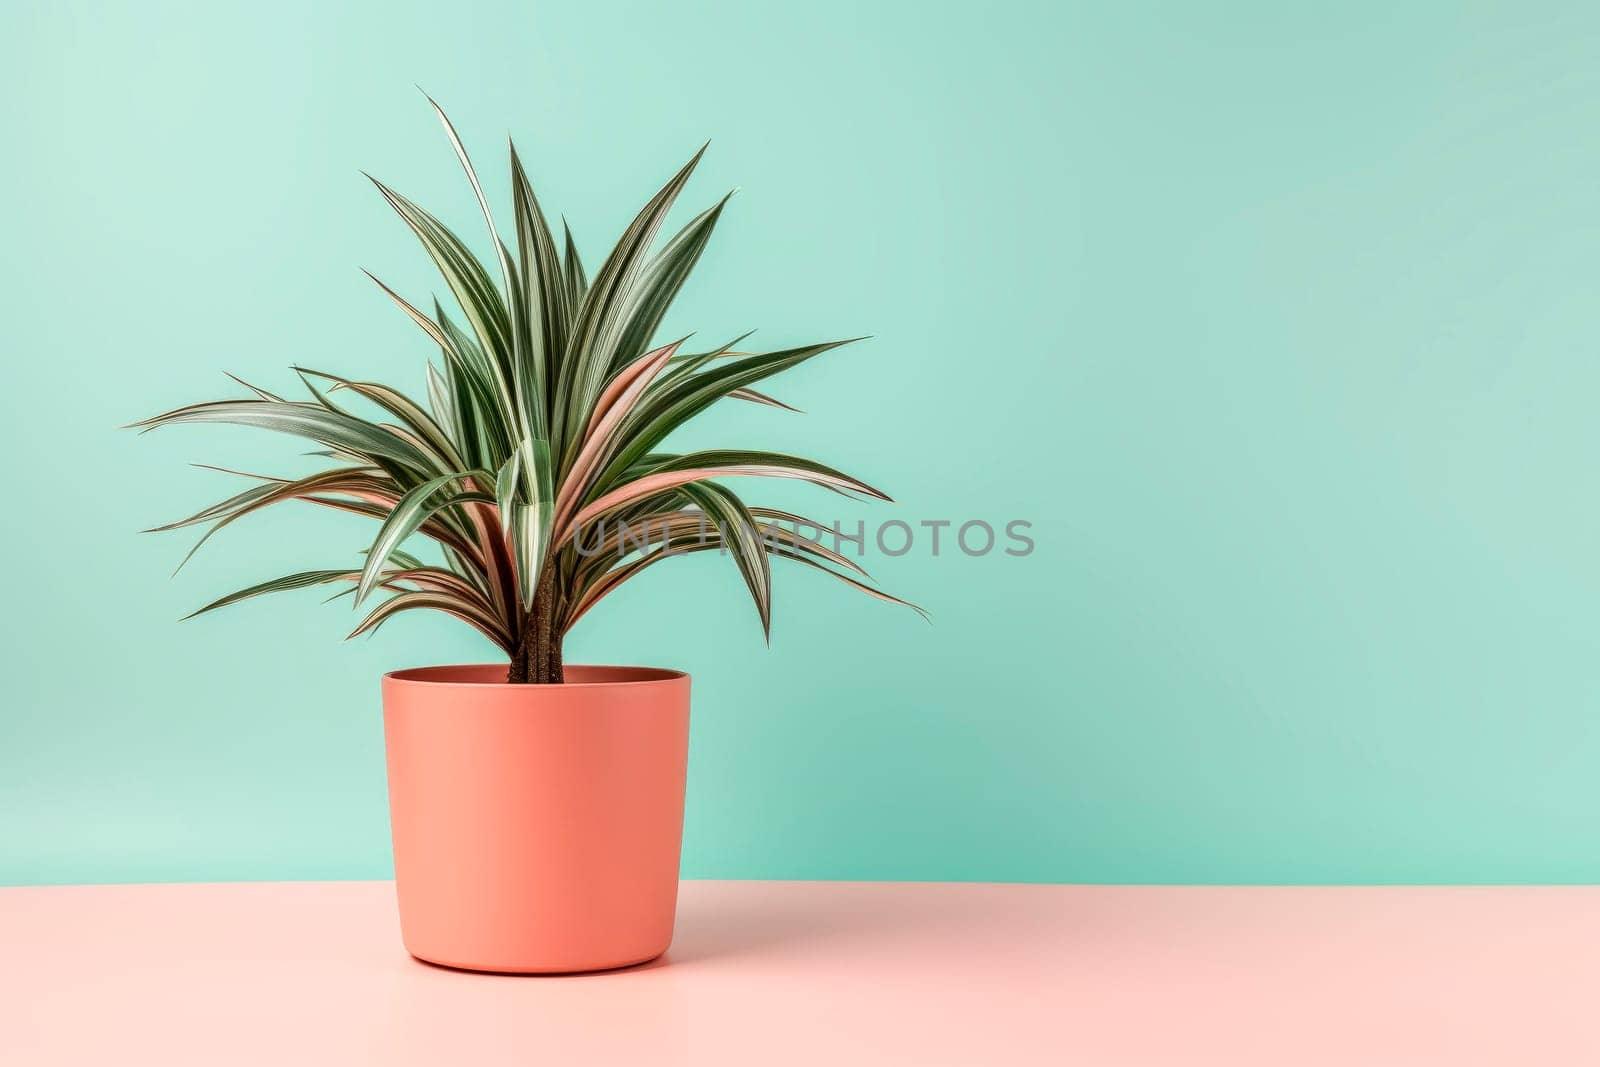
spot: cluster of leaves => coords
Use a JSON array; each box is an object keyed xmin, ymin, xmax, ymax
[{"xmin": 134, "ymin": 100, "xmax": 919, "ymax": 668}]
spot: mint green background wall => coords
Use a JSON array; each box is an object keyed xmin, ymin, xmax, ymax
[{"xmin": 5, "ymin": 0, "xmax": 1600, "ymax": 885}]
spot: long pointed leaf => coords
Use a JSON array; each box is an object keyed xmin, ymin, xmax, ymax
[
  {"xmin": 355, "ymin": 473, "xmax": 492, "ymax": 605},
  {"xmin": 556, "ymin": 145, "xmax": 706, "ymax": 453},
  {"xmin": 608, "ymin": 193, "xmax": 730, "ymax": 378},
  {"xmin": 593, "ymin": 338, "xmax": 862, "ymax": 490},
  {"xmin": 182, "ymin": 569, "xmax": 358, "ymax": 620},
  {"xmin": 348, "ymin": 589, "xmax": 514, "ymax": 653},
  {"xmin": 682, "ymin": 481, "xmax": 771, "ymax": 639},
  {"xmin": 133, "ymin": 400, "xmax": 439, "ymax": 474}
]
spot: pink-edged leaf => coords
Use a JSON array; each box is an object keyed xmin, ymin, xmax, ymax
[
  {"xmin": 382, "ymin": 566, "xmax": 497, "ymax": 611},
  {"xmin": 298, "ymin": 495, "xmax": 488, "ymax": 569},
  {"xmin": 164, "ymin": 467, "xmax": 396, "ymax": 573},
  {"xmin": 766, "ymin": 545, "xmax": 930, "ymax": 622},
  {"xmin": 347, "ymin": 589, "xmax": 515, "ymax": 653},
  {"xmin": 561, "ymin": 462, "xmax": 885, "ymax": 546},
  {"xmin": 728, "ymin": 387, "xmax": 801, "ymax": 413},
  {"xmin": 562, "ymin": 521, "xmax": 924, "ymax": 633},
  {"xmin": 750, "ymin": 510, "xmax": 870, "ymax": 577},
  {"xmin": 553, "ymin": 340, "xmax": 681, "ymax": 531}
]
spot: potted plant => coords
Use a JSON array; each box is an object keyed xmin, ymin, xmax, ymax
[{"xmin": 133, "ymin": 100, "xmax": 919, "ymax": 973}]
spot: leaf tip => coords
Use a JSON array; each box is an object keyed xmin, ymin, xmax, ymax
[{"xmin": 416, "ymin": 85, "xmax": 446, "ymax": 116}]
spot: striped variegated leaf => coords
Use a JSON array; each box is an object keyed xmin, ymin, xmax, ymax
[
  {"xmin": 555, "ymin": 145, "xmax": 705, "ymax": 455},
  {"xmin": 183, "ymin": 569, "xmax": 361, "ymax": 620},
  {"xmin": 682, "ymin": 482, "xmax": 772, "ymax": 639},
  {"xmin": 349, "ymin": 589, "xmax": 515, "ymax": 652},
  {"xmin": 565, "ymin": 452, "xmax": 889, "ymax": 543},
  {"xmin": 132, "ymin": 400, "xmax": 439, "ymax": 474},
  {"xmin": 354, "ymin": 472, "xmax": 493, "ymax": 606},
  {"xmin": 589, "ymin": 338, "xmax": 863, "ymax": 492},
  {"xmin": 510, "ymin": 142, "xmax": 566, "ymax": 430}
]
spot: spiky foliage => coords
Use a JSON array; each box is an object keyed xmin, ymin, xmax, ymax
[{"xmin": 134, "ymin": 101, "xmax": 919, "ymax": 682}]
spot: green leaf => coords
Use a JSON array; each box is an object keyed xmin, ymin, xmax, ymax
[
  {"xmin": 349, "ymin": 589, "xmax": 514, "ymax": 652},
  {"xmin": 425, "ymin": 361, "xmax": 456, "ymax": 431},
  {"xmin": 364, "ymin": 546, "xmax": 426, "ymax": 572},
  {"xmin": 651, "ymin": 449, "xmax": 890, "ymax": 500},
  {"xmin": 608, "ymin": 193, "xmax": 730, "ymax": 379},
  {"xmin": 424, "ymin": 95, "xmax": 516, "ymax": 309},
  {"xmin": 494, "ymin": 449, "xmax": 521, "ymax": 534},
  {"xmin": 768, "ymin": 546, "xmax": 930, "ymax": 622},
  {"xmin": 503, "ymin": 436, "xmax": 555, "ymax": 609},
  {"xmin": 682, "ymin": 481, "xmax": 771, "ymax": 640},
  {"xmin": 182, "ymin": 569, "xmax": 358, "ymax": 620},
  {"xmin": 367, "ymin": 176, "xmax": 516, "ymax": 410},
  {"xmin": 510, "ymin": 141, "xmax": 566, "ymax": 433},
  {"xmin": 162, "ymin": 467, "xmax": 388, "ymax": 573},
  {"xmin": 354, "ymin": 473, "xmax": 492, "ymax": 606},
  {"xmin": 510, "ymin": 499, "xmax": 554, "ymax": 611},
  {"xmin": 593, "ymin": 338, "xmax": 862, "ymax": 491},
  {"xmin": 728, "ymin": 387, "xmax": 801, "ymax": 413},
  {"xmin": 750, "ymin": 508, "xmax": 870, "ymax": 577},
  {"xmin": 298, "ymin": 366, "xmax": 465, "ymax": 471},
  {"xmin": 555, "ymin": 145, "xmax": 706, "ymax": 455},
  {"xmin": 133, "ymin": 400, "xmax": 439, "ymax": 474},
  {"xmin": 562, "ymin": 219, "xmax": 587, "ymax": 310}
]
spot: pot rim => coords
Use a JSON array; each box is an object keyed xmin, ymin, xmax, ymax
[{"xmin": 383, "ymin": 663, "xmax": 688, "ymax": 689}]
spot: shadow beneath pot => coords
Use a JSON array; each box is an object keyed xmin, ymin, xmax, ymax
[{"xmin": 647, "ymin": 881, "xmax": 960, "ymax": 971}]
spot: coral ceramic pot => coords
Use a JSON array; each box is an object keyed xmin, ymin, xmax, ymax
[{"xmin": 382, "ymin": 664, "xmax": 690, "ymax": 973}]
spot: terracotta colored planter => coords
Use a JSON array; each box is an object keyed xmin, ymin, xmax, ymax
[{"xmin": 381, "ymin": 664, "xmax": 691, "ymax": 973}]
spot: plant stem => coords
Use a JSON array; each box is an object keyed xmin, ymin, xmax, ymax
[{"xmin": 507, "ymin": 565, "xmax": 564, "ymax": 684}]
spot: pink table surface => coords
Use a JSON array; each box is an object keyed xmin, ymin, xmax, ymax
[{"xmin": 2, "ymin": 881, "xmax": 1598, "ymax": 1065}]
